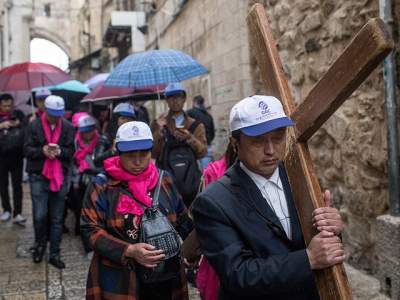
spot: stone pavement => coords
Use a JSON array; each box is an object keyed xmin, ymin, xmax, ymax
[{"xmin": 0, "ymin": 184, "xmax": 200, "ymax": 300}]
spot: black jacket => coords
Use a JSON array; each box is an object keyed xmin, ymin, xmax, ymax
[
  {"xmin": 187, "ymin": 106, "xmax": 215, "ymax": 145},
  {"xmin": 192, "ymin": 162, "xmax": 319, "ymax": 300},
  {"xmin": 93, "ymin": 133, "xmax": 114, "ymax": 169},
  {"xmin": 0, "ymin": 109, "xmax": 26, "ymax": 156},
  {"xmin": 24, "ymin": 118, "xmax": 75, "ymax": 174}
]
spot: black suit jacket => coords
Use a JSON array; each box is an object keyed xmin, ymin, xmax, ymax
[{"xmin": 192, "ymin": 162, "xmax": 319, "ymax": 300}]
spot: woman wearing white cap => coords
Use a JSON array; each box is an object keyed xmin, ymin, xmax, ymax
[
  {"xmin": 70, "ymin": 115, "xmax": 100, "ymax": 241},
  {"xmin": 81, "ymin": 121, "xmax": 193, "ymax": 300},
  {"xmin": 94, "ymin": 102, "xmax": 136, "ymax": 169}
]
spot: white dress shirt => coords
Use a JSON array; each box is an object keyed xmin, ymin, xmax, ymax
[{"xmin": 240, "ymin": 162, "xmax": 292, "ymax": 239}]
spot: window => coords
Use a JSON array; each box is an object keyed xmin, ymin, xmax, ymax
[{"xmin": 44, "ymin": 3, "xmax": 51, "ymax": 17}]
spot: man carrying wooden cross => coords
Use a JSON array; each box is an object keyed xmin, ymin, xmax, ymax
[{"xmin": 192, "ymin": 95, "xmax": 344, "ymax": 300}]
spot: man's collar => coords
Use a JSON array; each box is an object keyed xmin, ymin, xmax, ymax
[
  {"xmin": 239, "ymin": 162, "xmax": 282, "ymax": 190},
  {"xmin": 167, "ymin": 110, "xmax": 186, "ymax": 119}
]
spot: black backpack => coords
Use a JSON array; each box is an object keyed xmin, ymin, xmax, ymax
[
  {"xmin": 160, "ymin": 121, "xmax": 202, "ymax": 206},
  {"xmin": 0, "ymin": 126, "xmax": 24, "ymax": 154}
]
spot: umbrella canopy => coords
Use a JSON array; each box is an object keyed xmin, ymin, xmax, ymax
[
  {"xmin": 82, "ymin": 85, "xmax": 165, "ymax": 105},
  {"xmin": 84, "ymin": 73, "xmax": 110, "ymax": 90},
  {"xmin": 33, "ymin": 80, "xmax": 90, "ymax": 111},
  {"xmin": 105, "ymin": 49, "xmax": 208, "ymax": 88},
  {"xmin": 44, "ymin": 80, "xmax": 91, "ymax": 94},
  {"xmin": 0, "ymin": 62, "xmax": 71, "ymax": 92}
]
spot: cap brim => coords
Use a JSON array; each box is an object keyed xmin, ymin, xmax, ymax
[
  {"xmin": 116, "ymin": 139, "xmax": 153, "ymax": 152},
  {"xmin": 79, "ymin": 125, "xmax": 96, "ymax": 133},
  {"xmin": 165, "ymin": 90, "xmax": 185, "ymax": 97},
  {"xmin": 117, "ymin": 111, "xmax": 135, "ymax": 118},
  {"xmin": 46, "ymin": 108, "xmax": 65, "ymax": 117},
  {"xmin": 241, "ymin": 117, "xmax": 294, "ymax": 137}
]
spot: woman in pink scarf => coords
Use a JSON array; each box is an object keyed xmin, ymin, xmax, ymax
[
  {"xmin": 71, "ymin": 114, "xmax": 99, "ymax": 240},
  {"xmin": 81, "ymin": 121, "xmax": 193, "ymax": 300},
  {"xmin": 195, "ymin": 142, "xmax": 237, "ymax": 300}
]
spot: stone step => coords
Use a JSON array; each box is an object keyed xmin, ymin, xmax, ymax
[{"xmin": 345, "ymin": 263, "xmax": 390, "ymax": 300}]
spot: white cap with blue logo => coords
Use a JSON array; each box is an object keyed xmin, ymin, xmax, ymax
[
  {"xmin": 115, "ymin": 121, "xmax": 153, "ymax": 152},
  {"xmin": 78, "ymin": 115, "xmax": 97, "ymax": 132},
  {"xmin": 229, "ymin": 95, "xmax": 294, "ymax": 136},
  {"xmin": 165, "ymin": 82, "xmax": 186, "ymax": 97},
  {"xmin": 44, "ymin": 95, "xmax": 65, "ymax": 117},
  {"xmin": 35, "ymin": 88, "xmax": 51, "ymax": 100},
  {"xmin": 113, "ymin": 103, "xmax": 135, "ymax": 118}
]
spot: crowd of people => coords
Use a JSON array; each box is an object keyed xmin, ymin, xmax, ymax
[{"xmin": 0, "ymin": 83, "xmax": 345, "ymax": 300}]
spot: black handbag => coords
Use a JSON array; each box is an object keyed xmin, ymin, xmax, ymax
[
  {"xmin": 134, "ymin": 170, "xmax": 182, "ymax": 283},
  {"xmin": 0, "ymin": 126, "xmax": 24, "ymax": 153}
]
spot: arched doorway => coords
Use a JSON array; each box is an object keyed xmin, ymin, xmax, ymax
[{"xmin": 30, "ymin": 38, "xmax": 69, "ymax": 71}]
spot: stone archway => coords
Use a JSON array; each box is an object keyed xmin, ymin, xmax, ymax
[{"xmin": 30, "ymin": 26, "xmax": 72, "ymax": 60}]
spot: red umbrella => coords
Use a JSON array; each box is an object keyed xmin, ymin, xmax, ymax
[
  {"xmin": 0, "ymin": 62, "xmax": 71, "ymax": 91},
  {"xmin": 82, "ymin": 85, "xmax": 165, "ymax": 103}
]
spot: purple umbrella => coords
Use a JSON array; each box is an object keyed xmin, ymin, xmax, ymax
[{"xmin": 84, "ymin": 73, "xmax": 110, "ymax": 90}]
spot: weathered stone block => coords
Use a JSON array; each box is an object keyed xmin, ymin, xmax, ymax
[
  {"xmin": 376, "ymin": 214, "xmax": 400, "ymax": 299},
  {"xmin": 301, "ymin": 11, "xmax": 322, "ymax": 33}
]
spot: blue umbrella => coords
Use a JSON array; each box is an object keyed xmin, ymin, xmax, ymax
[{"xmin": 105, "ymin": 49, "xmax": 208, "ymax": 88}]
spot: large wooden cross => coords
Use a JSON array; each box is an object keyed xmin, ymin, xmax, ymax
[{"xmin": 247, "ymin": 4, "xmax": 393, "ymax": 300}]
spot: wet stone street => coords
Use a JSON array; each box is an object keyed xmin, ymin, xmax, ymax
[{"xmin": 0, "ymin": 184, "xmax": 200, "ymax": 300}]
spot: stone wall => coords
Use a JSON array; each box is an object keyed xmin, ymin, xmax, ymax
[{"xmin": 251, "ymin": 0, "xmax": 398, "ymax": 274}]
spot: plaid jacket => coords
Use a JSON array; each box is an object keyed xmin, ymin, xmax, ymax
[{"xmin": 81, "ymin": 170, "xmax": 192, "ymax": 300}]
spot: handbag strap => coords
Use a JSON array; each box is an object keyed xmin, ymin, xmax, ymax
[
  {"xmin": 118, "ymin": 169, "xmax": 164, "ymax": 211},
  {"xmin": 152, "ymin": 169, "xmax": 164, "ymax": 209}
]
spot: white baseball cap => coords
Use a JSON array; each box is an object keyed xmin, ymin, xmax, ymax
[
  {"xmin": 44, "ymin": 95, "xmax": 65, "ymax": 117},
  {"xmin": 229, "ymin": 95, "xmax": 294, "ymax": 136},
  {"xmin": 35, "ymin": 88, "xmax": 51, "ymax": 100},
  {"xmin": 113, "ymin": 103, "xmax": 135, "ymax": 118},
  {"xmin": 115, "ymin": 121, "xmax": 153, "ymax": 152},
  {"xmin": 78, "ymin": 115, "xmax": 96, "ymax": 132}
]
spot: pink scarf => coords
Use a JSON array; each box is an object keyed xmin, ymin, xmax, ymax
[
  {"xmin": 204, "ymin": 157, "xmax": 227, "ymax": 186},
  {"xmin": 72, "ymin": 112, "xmax": 89, "ymax": 128},
  {"xmin": 0, "ymin": 111, "xmax": 11, "ymax": 122},
  {"xmin": 74, "ymin": 130, "xmax": 99, "ymax": 173},
  {"xmin": 196, "ymin": 157, "xmax": 227, "ymax": 300},
  {"xmin": 104, "ymin": 156, "xmax": 159, "ymax": 217},
  {"xmin": 41, "ymin": 113, "xmax": 64, "ymax": 192},
  {"xmin": 36, "ymin": 110, "xmax": 44, "ymax": 118}
]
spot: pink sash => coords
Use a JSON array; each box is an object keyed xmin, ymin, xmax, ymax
[
  {"xmin": 196, "ymin": 158, "xmax": 227, "ymax": 300},
  {"xmin": 74, "ymin": 130, "xmax": 99, "ymax": 173},
  {"xmin": 41, "ymin": 114, "xmax": 64, "ymax": 192},
  {"xmin": 104, "ymin": 156, "xmax": 159, "ymax": 218}
]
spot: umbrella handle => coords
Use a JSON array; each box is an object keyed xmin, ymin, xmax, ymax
[{"xmin": 31, "ymin": 91, "xmax": 35, "ymax": 116}]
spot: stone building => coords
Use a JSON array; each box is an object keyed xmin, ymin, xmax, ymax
[{"xmin": 0, "ymin": 0, "xmax": 398, "ymax": 296}]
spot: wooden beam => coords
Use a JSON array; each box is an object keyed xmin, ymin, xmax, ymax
[
  {"xmin": 291, "ymin": 18, "xmax": 393, "ymax": 142},
  {"xmin": 247, "ymin": 4, "xmax": 358, "ymax": 299}
]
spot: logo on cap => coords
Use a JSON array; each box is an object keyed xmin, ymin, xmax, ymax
[
  {"xmin": 132, "ymin": 126, "xmax": 139, "ymax": 136},
  {"xmin": 258, "ymin": 101, "xmax": 270, "ymax": 115}
]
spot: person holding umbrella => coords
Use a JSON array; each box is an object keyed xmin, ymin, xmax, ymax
[
  {"xmin": 151, "ymin": 82, "xmax": 207, "ymax": 207},
  {"xmin": 81, "ymin": 121, "xmax": 192, "ymax": 300},
  {"xmin": 28, "ymin": 88, "xmax": 52, "ymax": 122},
  {"xmin": 24, "ymin": 95, "xmax": 74, "ymax": 268}
]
